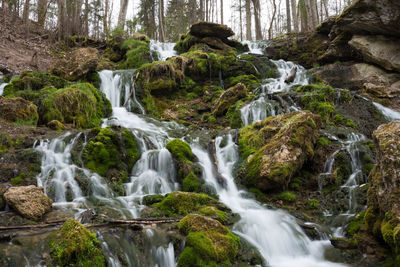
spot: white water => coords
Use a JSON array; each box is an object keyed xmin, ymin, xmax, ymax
[
  {"xmin": 150, "ymin": 40, "xmax": 177, "ymax": 61},
  {"xmin": 191, "ymin": 134, "xmax": 345, "ymax": 267},
  {"xmin": 240, "ymin": 59, "xmax": 306, "ymax": 126},
  {"xmin": 242, "ymin": 40, "xmax": 271, "ymax": 55},
  {"xmin": 373, "ymin": 102, "xmax": 400, "ymax": 121},
  {"xmin": 0, "ymin": 82, "xmax": 7, "ymax": 95}
]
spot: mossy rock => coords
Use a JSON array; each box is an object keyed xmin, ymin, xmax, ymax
[
  {"xmin": 177, "ymin": 214, "xmax": 240, "ymax": 266},
  {"xmin": 80, "ymin": 127, "xmax": 140, "ymax": 192},
  {"xmin": 40, "ymin": 83, "xmax": 112, "ymax": 128},
  {"xmin": 238, "ymin": 110, "xmax": 322, "ymax": 192},
  {"xmin": 47, "ymin": 219, "xmax": 105, "ymax": 267},
  {"xmin": 119, "ymin": 39, "xmax": 152, "ymax": 69},
  {"xmin": 0, "ymin": 96, "xmax": 39, "ymax": 125}
]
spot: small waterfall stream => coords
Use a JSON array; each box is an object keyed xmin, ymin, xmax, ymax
[{"xmin": 0, "ymin": 82, "xmax": 7, "ymax": 95}]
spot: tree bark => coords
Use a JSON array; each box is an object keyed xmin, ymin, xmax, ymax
[
  {"xmin": 245, "ymin": 0, "xmax": 252, "ymax": 40},
  {"xmin": 286, "ymin": 0, "xmax": 291, "ymax": 32},
  {"xmin": 290, "ymin": 0, "xmax": 298, "ymax": 32},
  {"xmin": 239, "ymin": 0, "xmax": 243, "ymax": 40},
  {"xmin": 268, "ymin": 0, "xmax": 277, "ymax": 39},
  {"xmin": 252, "ymin": 0, "xmax": 262, "ymax": 40},
  {"xmin": 37, "ymin": 0, "xmax": 47, "ymax": 27},
  {"xmin": 220, "ymin": 0, "xmax": 223, "ymax": 24},
  {"xmin": 22, "ymin": 0, "xmax": 30, "ymax": 23},
  {"xmin": 57, "ymin": 0, "xmax": 68, "ymax": 39},
  {"xmin": 200, "ymin": 0, "xmax": 204, "ymax": 20},
  {"xmin": 159, "ymin": 0, "xmax": 165, "ymax": 41},
  {"xmin": 117, "ymin": 0, "xmax": 129, "ymax": 28},
  {"xmin": 103, "ymin": 0, "xmax": 109, "ymax": 37},
  {"xmin": 2, "ymin": 0, "xmax": 9, "ymax": 10}
]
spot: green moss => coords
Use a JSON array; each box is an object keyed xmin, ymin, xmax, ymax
[
  {"xmin": 178, "ymin": 214, "xmax": 240, "ymax": 266},
  {"xmin": 225, "ymin": 75, "xmax": 260, "ymax": 90},
  {"xmin": 277, "ymin": 191, "xmax": 297, "ymax": 202},
  {"xmin": 182, "ymin": 172, "xmax": 203, "ymax": 193},
  {"xmin": 48, "ymin": 219, "xmax": 105, "ymax": 267},
  {"xmin": 174, "ymin": 34, "xmax": 197, "ymax": 54},
  {"xmin": 119, "ymin": 39, "xmax": 151, "ymax": 69},
  {"xmin": 11, "ymin": 176, "xmax": 23, "ymax": 185},
  {"xmin": 166, "ymin": 139, "xmax": 194, "ymax": 164},
  {"xmin": 306, "ymin": 199, "xmax": 319, "ymax": 209},
  {"xmin": 40, "ymin": 83, "xmax": 111, "ymax": 128},
  {"xmin": 154, "ymin": 191, "xmax": 216, "ymax": 217},
  {"xmin": 226, "ymin": 100, "xmax": 244, "ymax": 129},
  {"xmin": 317, "ymin": 137, "xmax": 330, "ymax": 147}
]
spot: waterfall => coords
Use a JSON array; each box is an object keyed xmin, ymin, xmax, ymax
[
  {"xmin": 240, "ymin": 60, "xmax": 307, "ymax": 126},
  {"xmin": 242, "ymin": 40, "xmax": 271, "ymax": 55},
  {"xmin": 0, "ymin": 82, "xmax": 7, "ymax": 95},
  {"xmin": 373, "ymin": 102, "xmax": 400, "ymax": 121},
  {"xmin": 149, "ymin": 40, "xmax": 177, "ymax": 61},
  {"xmin": 191, "ymin": 134, "xmax": 345, "ymax": 267}
]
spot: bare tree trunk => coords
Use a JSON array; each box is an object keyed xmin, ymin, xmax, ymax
[
  {"xmin": 117, "ymin": 0, "xmax": 129, "ymax": 28},
  {"xmin": 57, "ymin": 0, "xmax": 67, "ymax": 39},
  {"xmin": 103, "ymin": 0, "xmax": 109, "ymax": 37},
  {"xmin": 239, "ymin": 0, "xmax": 243, "ymax": 40},
  {"xmin": 37, "ymin": 0, "xmax": 47, "ymax": 27},
  {"xmin": 290, "ymin": 0, "xmax": 298, "ymax": 32},
  {"xmin": 245, "ymin": 0, "xmax": 252, "ymax": 40},
  {"xmin": 220, "ymin": 0, "xmax": 223, "ymax": 24},
  {"xmin": 268, "ymin": 0, "xmax": 277, "ymax": 39},
  {"xmin": 159, "ymin": 0, "xmax": 165, "ymax": 41},
  {"xmin": 200, "ymin": 0, "xmax": 204, "ymax": 20},
  {"xmin": 205, "ymin": 0, "xmax": 209, "ymax": 21},
  {"xmin": 252, "ymin": 0, "xmax": 262, "ymax": 40},
  {"xmin": 22, "ymin": 0, "xmax": 30, "ymax": 23},
  {"xmin": 322, "ymin": 0, "xmax": 329, "ymax": 17},
  {"xmin": 84, "ymin": 0, "xmax": 89, "ymax": 35},
  {"xmin": 286, "ymin": 0, "xmax": 291, "ymax": 32},
  {"xmin": 2, "ymin": 0, "xmax": 9, "ymax": 10}
]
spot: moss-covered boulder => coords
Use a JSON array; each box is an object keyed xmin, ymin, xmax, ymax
[
  {"xmin": 3, "ymin": 71, "xmax": 69, "ymax": 103},
  {"xmin": 177, "ymin": 214, "xmax": 240, "ymax": 267},
  {"xmin": 239, "ymin": 110, "xmax": 322, "ymax": 192},
  {"xmin": 166, "ymin": 139, "xmax": 207, "ymax": 193},
  {"xmin": 47, "ymin": 120, "xmax": 65, "ymax": 131},
  {"xmin": 119, "ymin": 39, "xmax": 152, "ymax": 69},
  {"xmin": 213, "ymin": 83, "xmax": 247, "ymax": 116},
  {"xmin": 50, "ymin": 48, "xmax": 99, "ymax": 81},
  {"xmin": 40, "ymin": 83, "xmax": 112, "ymax": 128},
  {"xmin": 47, "ymin": 219, "xmax": 105, "ymax": 267},
  {"xmin": 3, "ymin": 185, "xmax": 52, "ymax": 221},
  {"xmin": 79, "ymin": 127, "xmax": 140, "ymax": 194},
  {"xmin": 0, "ymin": 96, "xmax": 38, "ymax": 125}
]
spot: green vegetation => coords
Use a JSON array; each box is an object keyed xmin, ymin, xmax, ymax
[
  {"xmin": 306, "ymin": 199, "xmax": 319, "ymax": 209},
  {"xmin": 119, "ymin": 39, "xmax": 152, "ymax": 69},
  {"xmin": 166, "ymin": 139, "xmax": 194, "ymax": 164},
  {"xmin": 277, "ymin": 191, "xmax": 297, "ymax": 202},
  {"xmin": 177, "ymin": 214, "xmax": 240, "ymax": 267},
  {"xmin": 48, "ymin": 219, "xmax": 105, "ymax": 267},
  {"xmin": 40, "ymin": 83, "xmax": 112, "ymax": 128}
]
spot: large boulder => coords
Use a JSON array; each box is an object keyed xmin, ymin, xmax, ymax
[
  {"xmin": 239, "ymin": 110, "xmax": 322, "ymax": 192},
  {"xmin": 213, "ymin": 83, "xmax": 247, "ymax": 116},
  {"xmin": 3, "ymin": 185, "xmax": 53, "ymax": 221},
  {"xmin": 190, "ymin": 21, "xmax": 235, "ymax": 39},
  {"xmin": 50, "ymin": 48, "xmax": 99, "ymax": 81},
  {"xmin": 349, "ymin": 35, "xmax": 400, "ymax": 72},
  {"xmin": 0, "ymin": 96, "xmax": 38, "ymax": 125}
]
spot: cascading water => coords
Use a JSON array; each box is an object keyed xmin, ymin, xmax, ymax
[
  {"xmin": 373, "ymin": 102, "xmax": 400, "ymax": 121},
  {"xmin": 149, "ymin": 40, "xmax": 177, "ymax": 61},
  {"xmin": 0, "ymin": 82, "xmax": 7, "ymax": 95},
  {"xmin": 242, "ymin": 40, "xmax": 271, "ymax": 54},
  {"xmin": 240, "ymin": 59, "xmax": 306, "ymax": 126},
  {"xmin": 191, "ymin": 134, "xmax": 345, "ymax": 267}
]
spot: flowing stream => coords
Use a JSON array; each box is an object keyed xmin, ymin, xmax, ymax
[{"xmin": 25, "ymin": 41, "xmax": 400, "ymax": 266}]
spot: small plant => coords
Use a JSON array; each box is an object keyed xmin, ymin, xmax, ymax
[
  {"xmin": 277, "ymin": 191, "xmax": 297, "ymax": 202},
  {"xmin": 306, "ymin": 199, "xmax": 319, "ymax": 209}
]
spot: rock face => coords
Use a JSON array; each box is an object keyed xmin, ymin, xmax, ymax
[
  {"xmin": 0, "ymin": 96, "xmax": 38, "ymax": 124},
  {"xmin": 3, "ymin": 185, "xmax": 53, "ymax": 221},
  {"xmin": 50, "ymin": 48, "xmax": 99, "ymax": 81},
  {"xmin": 213, "ymin": 83, "xmax": 247, "ymax": 116},
  {"xmin": 349, "ymin": 35, "xmax": 400, "ymax": 72},
  {"xmin": 190, "ymin": 21, "xmax": 235, "ymax": 39},
  {"xmin": 239, "ymin": 111, "xmax": 322, "ymax": 192}
]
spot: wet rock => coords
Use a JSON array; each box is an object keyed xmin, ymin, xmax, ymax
[
  {"xmin": 50, "ymin": 48, "xmax": 99, "ymax": 81},
  {"xmin": 213, "ymin": 83, "xmax": 247, "ymax": 116},
  {"xmin": 46, "ymin": 120, "xmax": 64, "ymax": 131},
  {"xmin": 131, "ymin": 32, "xmax": 150, "ymax": 42},
  {"xmin": 349, "ymin": 35, "xmax": 400, "ymax": 72},
  {"xmin": 239, "ymin": 110, "xmax": 322, "ymax": 192},
  {"xmin": 0, "ymin": 96, "xmax": 38, "ymax": 124},
  {"xmin": 3, "ymin": 185, "xmax": 53, "ymax": 221},
  {"xmin": 190, "ymin": 21, "xmax": 234, "ymax": 39},
  {"xmin": 330, "ymin": 237, "xmax": 358, "ymax": 249}
]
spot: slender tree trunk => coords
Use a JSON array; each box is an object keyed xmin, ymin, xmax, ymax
[
  {"xmin": 103, "ymin": 0, "xmax": 109, "ymax": 37},
  {"xmin": 220, "ymin": 0, "xmax": 223, "ymax": 24},
  {"xmin": 57, "ymin": 0, "xmax": 67, "ymax": 39},
  {"xmin": 200, "ymin": 0, "xmax": 204, "ymax": 20},
  {"xmin": 268, "ymin": 0, "xmax": 277, "ymax": 39},
  {"xmin": 322, "ymin": 0, "xmax": 329, "ymax": 18},
  {"xmin": 37, "ymin": 0, "xmax": 47, "ymax": 27},
  {"xmin": 252, "ymin": 0, "xmax": 262, "ymax": 40},
  {"xmin": 239, "ymin": 0, "xmax": 243, "ymax": 40},
  {"xmin": 205, "ymin": 0, "xmax": 208, "ymax": 21},
  {"xmin": 84, "ymin": 0, "xmax": 89, "ymax": 35},
  {"xmin": 286, "ymin": 0, "xmax": 291, "ymax": 32},
  {"xmin": 245, "ymin": 0, "xmax": 252, "ymax": 40},
  {"xmin": 290, "ymin": 0, "xmax": 298, "ymax": 32},
  {"xmin": 22, "ymin": 0, "xmax": 30, "ymax": 23},
  {"xmin": 118, "ymin": 0, "xmax": 129, "ymax": 28},
  {"xmin": 159, "ymin": 0, "xmax": 165, "ymax": 41}
]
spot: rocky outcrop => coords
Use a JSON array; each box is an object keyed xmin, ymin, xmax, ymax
[
  {"xmin": 348, "ymin": 35, "xmax": 400, "ymax": 72},
  {"xmin": 190, "ymin": 22, "xmax": 235, "ymax": 39},
  {"xmin": 3, "ymin": 185, "xmax": 53, "ymax": 221},
  {"xmin": 239, "ymin": 111, "xmax": 322, "ymax": 192},
  {"xmin": 213, "ymin": 83, "xmax": 247, "ymax": 116},
  {"xmin": 50, "ymin": 48, "xmax": 99, "ymax": 81},
  {"xmin": 0, "ymin": 96, "xmax": 38, "ymax": 124}
]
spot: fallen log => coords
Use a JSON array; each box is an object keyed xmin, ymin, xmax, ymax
[{"xmin": 284, "ymin": 66, "xmax": 297, "ymax": 83}]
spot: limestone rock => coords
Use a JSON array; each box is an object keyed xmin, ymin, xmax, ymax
[
  {"xmin": 47, "ymin": 120, "xmax": 65, "ymax": 130},
  {"xmin": 190, "ymin": 21, "xmax": 234, "ymax": 39},
  {"xmin": 213, "ymin": 83, "xmax": 247, "ymax": 116},
  {"xmin": 349, "ymin": 35, "xmax": 400, "ymax": 72},
  {"xmin": 239, "ymin": 111, "xmax": 322, "ymax": 192},
  {"xmin": 4, "ymin": 185, "xmax": 53, "ymax": 221},
  {"xmin": 368, "ymin": 121, "xmax": 400, "ymax": 217},
  {"xmin": 0, "ymin": 96, "xmax": 38, "ymax": 124},
  {"xmin": 50, "ymin": 48, "xmax": 99, "ymax": 81}
]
